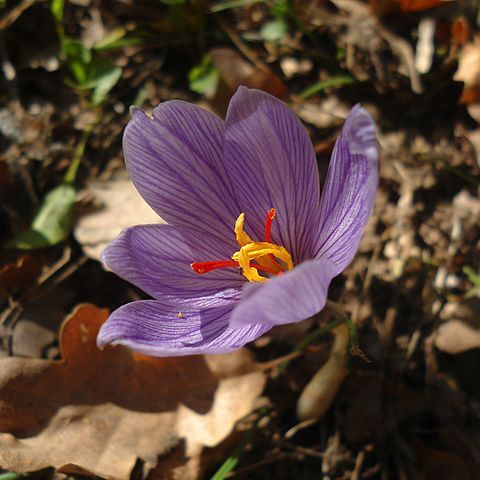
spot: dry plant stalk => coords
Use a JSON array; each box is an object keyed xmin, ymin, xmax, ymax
[{"xmin": 296, "ymin": 323, "xmax": 349, "ymax": 420}]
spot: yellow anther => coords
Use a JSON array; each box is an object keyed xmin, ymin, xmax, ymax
[
  {"xmin": 238, "ymin": 248, "xmax": 266, "ymax": 282},
  {"xmin": 193, "ymin": 211, "xmax": 294, "ymax": 283},
  {"xmin": 234, "ymin": 213, "xmax": 254, "ymax": 247},
  {"xmin": 232, "ymin": 241, "xmax": 294, "ymax": 283},
  {"xmin": 232, "ymin": 213, "xmax": 294, "ymax": 283}
]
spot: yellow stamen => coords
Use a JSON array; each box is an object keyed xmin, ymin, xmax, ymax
[
  {"xmin": 237, "ymin": 247, "xmax": 265, "ymax": 282},
  {"xmin": 192, "ymin": 210, "xmax": 294, "ymax": 283},
  {"xmin": 234, "ymin": 212, "xmax": 287, "ymax": 274},
  {"xmin": 232, "ymin": 241, "xmax": 294, "ymax": 283},
  {"xmin": 234, "ymin": 212, "xmax": 254, "ymax": 247}
]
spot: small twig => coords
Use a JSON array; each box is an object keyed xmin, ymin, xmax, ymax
[
  {"xmin": 293, "ymin": 315, "xmax": 345, "ymax": 353},
  {"xmin": 284, "ymin": 417, "xmax": 318, "ymax": 439},
  {"xmin": 378, "ymin": 24, "xmax": 423, "ymax": 94},
  {"xmin": 330, "ymin": 0, "xmax": 423, "ymax": 93},
  {"xmin": 213, "ymin": 15, "xmax": 266, "ymax": 70},
  {"xmin": 279, "ymin": 300, "xmax": 368, "ymax": 372},
  {"xmin": 351, "ymin": 449, "xmax": 366, "ymax": 480},
  {"xmin": 405, "ymin": 328, "xmax": 422, "ymax": 362},
  {"xmin": 322, "ymin": 431, "xmax": 341, "ymax": 474},
  {"xmin": 361, "ymin": 464, "xmax": 382, "ymax": 478},
  {"xmin": 0, "ymin": 299, "xmax": 22, "ymax": 355},
  {"xmin": 255, "ymin": 351, "xmax": 303, "ymax": 371},
  {"xmin": 0, "ymin": 0, "xmax": 37, "ymax": 31},
  {"xmin": 277, "ymin": 317, "xmax": 344, "ymax": 372},
  {"xmin": 0, "ymin": 250, "xmax": 88, "ymax": 347},
  {"xmin": 28, "ymin": 254, "xmax": 88, "ymax": 304},
  {"xmin": 36, "ymin": 246, "xmax": 72, "ymax": 286},
  {"xmin": 276, "ymin": 439, "xmax": 324, "ymax": 459},
  {"xmin": 326, "ymin": 300, "xmax": 369, "ymax": 360}
]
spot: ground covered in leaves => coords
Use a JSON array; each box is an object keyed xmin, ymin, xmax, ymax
[{"xmin": 1, "ymin": 1, "xmax": 480, "ymax": 479}]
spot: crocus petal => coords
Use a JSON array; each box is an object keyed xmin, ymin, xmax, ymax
[
  {"xmin": 102, "ymin": 224, "xmax": 243, "ymax": 301},
  {"xmin": 229, "ymin": 258, "xmax": 337, "ymax": 328},
  {"xmin": 224, "ymin": 87, "xmax": 320, "ymax": 262},
  {"xmin": 314, "ymin": 105, "xmax": 378, "ymax": 275},
  {"xmin": 97, "ymin": 299, "xmax": 272, "ymax": 356},
  {"xmin": 123, "ymin": 101, "xmax": 239, "ymax": 254}
]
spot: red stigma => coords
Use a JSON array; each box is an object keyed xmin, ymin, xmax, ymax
[
  {"xmin": 191, "ymin": 208, "xmax": 286, "ymax": 279},
  {"xmin": 191, "ymin": 260, "xmax": 279, "ymax": 275},
  {"xmin": 191, "ymin": 260, "xmax": 239, "ymax": 274},
  {"xmin": 265, "ymin": 208, "xmax": 282, "ymax": 270},
  {"xmin": 265, "ymin": 208, "xmax": 276, "ymax": 243}
]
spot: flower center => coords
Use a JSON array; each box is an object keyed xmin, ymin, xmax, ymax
[{"xmin": 191, "ymin": 208, "xmax": 294, "ymax": 283}]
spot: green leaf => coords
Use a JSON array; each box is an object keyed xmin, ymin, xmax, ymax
[
  {"xmin": 94, "ymin": 36, "xmax": 143, "ymax": 52},
  {"xmin": 8, "ymin": 184, "xmax": 76, "ymax": 250},
  {"xmin": 63, "ymin": 38, "xmax": 92, "ymax": 84},
  {"xmin": 50, "ymin": 0, "xmax": 65, "ymax": 25},
  {"xmin": 271, "ymin": 0, "xmax": 288, "ymax": 17},
  {"xmin": 210, "ymin": 0, "xmax": 265, "ymax": 13},
  {"xmin": 209, "ymin": 408, "xmax": 268, "ymax": 480},
  {"xmin": 86, "ymin": 58, "xmax": 122, "ymax": 105},
  {"xmin": 61, "ymin": 39, "xmax": 122, "ymax": 103},
  {"xmin": 260, "ymin": 18, "xmax": 287, "ymax": 42},
  {"xmin": 0, "ymin": 473, "xmax": 20, "ymax": 480},
  {"xmin": 93, "ymin": 27, "xmax": 144, "ymax": 51},
  {"xmin": 463, "ymin": 266, "xmax": 480, "ymax": 287},
  {"xmin": 298, "ymin": 75, "xmax": 355, "ymax": 99},
  {"xmin": 63, "ymin": 39, "xmax": 91, "ymax": 65},
  {"xmin": 188, "ymin": 55, "xmax": 219, "ymax": 95},
  {"xmin": 67, "ymin": 57, "xmax": 122, "ymax": 104},
  {"xmin": 133, "ymin": 83, "xmax": 148, "ymax": 107}
]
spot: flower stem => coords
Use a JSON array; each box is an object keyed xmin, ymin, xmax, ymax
[
  {"xmin": 63, "ymin": 116, "xmax": 99, "ymax": 185},
  {"xmin": 278, "ymin": 301, "xmax": 360, "ymax": 372}
]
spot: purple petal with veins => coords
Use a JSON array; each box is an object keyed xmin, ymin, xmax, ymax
[{"xmin": 97, "ymin": 87, "xmax": 379, "ymax": 356}]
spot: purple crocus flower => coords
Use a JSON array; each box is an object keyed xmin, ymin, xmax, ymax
[{"xmin": 97, "ymin": 87, "xmax": 378, "ymax": 356}]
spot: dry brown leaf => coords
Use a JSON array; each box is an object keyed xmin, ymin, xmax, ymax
[
  {"xmin": 0, "ymin": 160, "xmax": 10, "ymax": 191},
  {"xmin": 454, "ymin": 36, "xmax": 480, "ymax": 118},
  {"xmin": 455, "ymin": 38, "xmax": 480, "ymax": 90},
  {"xmin": 293, "ymin": 96, "xmax": 350, "ymax": 130},
  {"xmin": 280, "ymin": 57, "xmax": 313, "ymax": 79},
  {"xmin": 415, "ymin": 18, "xmax": 435, "ymax": 74},
  {"xmin": 0, "ymin": 304, "xmax": 265, "ymax": 480},
  {"xmin": 74, "ymin": 173, "xmax": 163, "ymax": 260},
  {"xmin": 210, "ymin": 48, "xmax": 286, "ymax": 99},
  {"xmin": 208, "ymin": 48, "xmax": 287, "ymax": 115},
  {"xmin": 398, "ymin": 0, "xmax": 449, "ymax": 12},
  {"xmin": 450, "ymin": 16, "xmax": 471, "ymax": 46},
  {"xmin": 0, "ymin": 254, "xmax": 42, "ymax": 296},
  {"xmin": 435, "ymin": 320, "xmax": 480, "ymax": 354},
  {"xmin": 463, "ymin": 129, "xmax": 480, "ymax": 167},
  {"xmin": 414, "ymin": 442, "xmax": 472, "ymax": 480},
  {"xmin": 332, "ymin": 0, "xmax": 423, "ymax": 93},
  {"xmin": 371, "ymin": 0, "xmax": 451, "ymax": 15}
]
